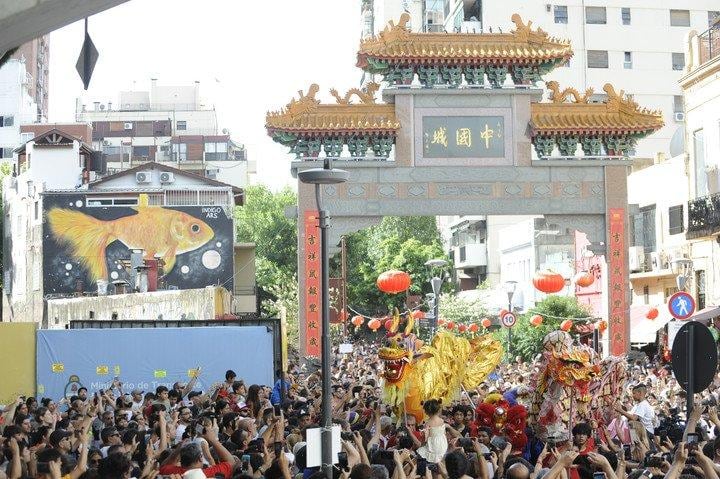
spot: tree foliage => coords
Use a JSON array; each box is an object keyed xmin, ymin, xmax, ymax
[
  {"xmin": 234, "ymin": 185, "xmax": 298, "ymax": 310},
  {"xmin": 438, "ymin": 293, "xmax": 489, "ymax": 325},
  {"xmin": 340, "ymin": 217, "xmax": 451, "ymax": 314},
  {"xmin": 511, "ymin": 295, "xmax": 592, "ymax": 361}
]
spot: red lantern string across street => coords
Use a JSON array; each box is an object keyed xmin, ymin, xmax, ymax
[
  {"xmin": 469, "ymin": 324, "xmax": 479, "ymax": 333},
  {"xmin": 560, "ymin": 319, "xmax": 573, "ymax": 332},
  {"xmin": 368, "ymin": 318, "xmax": 381, "ymax": 331},
  {"xmin": 533, "ymin": 270, "xmax": 565, "ymax": 294},
  {"xmin": 530, "ymin": 314, "xmax": 543, "ymax": 327},
  {"xmin": 351, "ymin": 315, "xmax": 363, "ymax": 327},
  {"xmin": 481, "ymin": 318, "xmax": 492, "ymax": 328},
  {"xmin": 376, "ymin": 270, "xmax": 412, "ymax": 294},
  {"xmin": 458, "ymin": 324, "xmax": 467, "ymax": 333},
  {"xmin": 446, "ymin": 321, "xmax": 455, "ymax": 330},
  {"xmin": 438, "ymin": 318, "xmax": 446, "ymax": 326},
  {"xmin": 411, "ymin": 310, "xmax": 425, "ymax": 320},
  {"xmin": 499, "ymin": 309, "xmax": 509, "ymax": 318},
  {"xmin": 646, "ymin": 307, "xmax": 659, "ymax": 320},
  {"xmin": 597, "ymin": 320, "xmax": 607, "ymax": 333},
  {"xmin": 383, "ymin": 318, "xmax": 394, "ymax": 331}
]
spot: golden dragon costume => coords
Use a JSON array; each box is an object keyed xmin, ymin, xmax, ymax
[{"xmin": 378, "ymin": 312, "xmax": 503, "ymax": 422}]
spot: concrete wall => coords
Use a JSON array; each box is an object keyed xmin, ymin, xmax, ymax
[
  {"xmin": 45, "ymin": 286, "xmax": 233, "ymax": 328},
  {"xmin": 25, "ymin": 140, "xmax": 84, "ymax": 189}
]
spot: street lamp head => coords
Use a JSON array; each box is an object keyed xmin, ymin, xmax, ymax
[
  {"xmin": 670, "ymin": 258, "xmax": 693, "ymax": 277},
  {"xmin": 430, "ymin": 277, "xmax": 443, "ymax": 296},
  {"xmin": 504, "ymin": 280, "xmax": 518, "ymax": 294},
  {"xmin": 425, "ymin": 258, "xmax": 448, "ymax": 269},
  {"xmin": 297, "ymin": 168, "xmax": 349, "ymax": 185}
]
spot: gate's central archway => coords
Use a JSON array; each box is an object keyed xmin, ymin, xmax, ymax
[{"xmin": 266, "ymin": 14, "xmax": 663, "ymax": 359}]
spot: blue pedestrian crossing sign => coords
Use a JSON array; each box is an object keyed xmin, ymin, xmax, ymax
[{"xmin": 668, "ymin": 291, "xmax": 696, "ymax": 320}]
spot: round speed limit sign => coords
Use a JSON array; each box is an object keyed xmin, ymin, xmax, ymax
[{"xmin": 501, "ymin": 312, "xmax": 516, "ymax": 328}]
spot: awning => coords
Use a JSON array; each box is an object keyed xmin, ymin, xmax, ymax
[
  {"xmin": 630, "ymin": 305, "xmax": 673, "ymax": 344},
  {"xmin": 689, "ymin": 305, "xmax": 720, "ymax": 322}
]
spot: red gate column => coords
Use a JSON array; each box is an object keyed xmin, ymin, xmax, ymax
[{"xmin": 605, "ymin": 165, "xmax": 631, "ymax": 355}]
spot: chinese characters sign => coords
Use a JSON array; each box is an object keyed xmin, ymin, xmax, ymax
[
  {"xmin": 422, "ymin": 116, "xmax": 504, "ymax": 158},
  {"xmin": 304, "ymin": 211, "xmax": 321, "ymax": 357},
  {"xmin": 608, "ymin": 208, "xmax": 628, "ymax": 355}
]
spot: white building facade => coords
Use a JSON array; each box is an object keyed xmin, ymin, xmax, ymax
[
  {"xmin": 0, "ymin": 59, "xmax": 38, "ymax": 162},
  {"xmin": 76, "ymin": 80, "xmax": 255, "ymax": 189}
]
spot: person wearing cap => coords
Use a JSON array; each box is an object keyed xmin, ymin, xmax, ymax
[
  {"xmin": 49, "ymin": 429, "xmax": 74, "ymax": 454},
  {"xmin": 129, "ymin": 389, "xmax": 144, "ymax": 412},
  {"xmin": 187, "ymin": 391, "xmax": 204, "ymax": 415}
]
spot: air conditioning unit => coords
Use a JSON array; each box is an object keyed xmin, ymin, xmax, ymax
[
  {"xmin": 102, "ymin": 140, "xmax": 111, "ymax": 146},
  {"xmin": 135, "ymin": 172, "xmax": 151, "ymax": 184},
  {"xmin": 159, "ymin": 172, "xmax": 175, "ymax": 183},
  {"xmin": 649, "ymin": 252, "xmax": 664, "ymax": 271},
  {"xmin": 623, "ymin": 61, "xmax": 632, "ymax": 69},
  {"xmin": 628, "ymin": 246, "xmax": 645, "ymax": 272},
  {"xmin": 124, "ymin": 122, "xmax": 133, "ymax": 130},
  {"xmin": 674, "ymin": 112, "xmax": 685, "ymax": 122},
  {"xmin": 546, "ymin": 4, "xmax": 552, "ymax": 12}
]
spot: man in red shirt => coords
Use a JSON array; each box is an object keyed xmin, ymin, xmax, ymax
[{"xmin": 159, "ymin": 426, "xmax": 237, "ymax": 478}]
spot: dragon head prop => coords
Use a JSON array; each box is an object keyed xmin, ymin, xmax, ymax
[{"xmin": 378, "ymin": 309, "xmax": 422, "ymax": 384}]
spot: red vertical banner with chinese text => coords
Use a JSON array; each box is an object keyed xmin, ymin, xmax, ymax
[
  {"xmin": 304, "ymin": 211, "xmax": 321, "ymax": 357},
  {"xmin": 608, "ymin": 208, "xmax": 628, "ymax": 355}
]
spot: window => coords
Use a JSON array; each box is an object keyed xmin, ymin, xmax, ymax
[
  {"xmin": 1, "ymin": 147, "xmax": 13, "ymax": 158},
  {"xmin": 710, "ymin": 11, "xmax": 720, "ymax": 26},
  {"xmin": 0, "ymin": 115, "xmax": 14, "ymax": 127},
  {"xmin": 132, "ymin": 146, "xmax": 150, "ymax": 158},
  {"xmin": 621, "ymin": 7, "xmax": 631, "ymax": 25},
  {"xmin": 172, "ymin": 143, "xmax": 187, "ymax": 161},
  {"xmin": 673, "ymin": 95, "xmax": 684, "ymax": 113},
  {"xmin": 34, "ymin": 201, "xmax": 39, "ymax": 221},
  {"xmin": 643, "ymin": 286, "xmax": 650, "ymax": 305},
  {"xmin": 696, "ymin": 270, "xmax": 706, "ymax": 310},
  {"xmin": 668, "ymin": 204, "xmax": 684, "ymax": 234},
  {"xmin": 554, "ymin": 5, "xmax": 568, "ymax": 24},
  {"xmin": 87, "ymin": 197, "xmax": 139, "ymax": 207},
  {"xmin": 585, "ymin": 6, "xmax": 607, "ymax": 24},
  {"xmin": 624, "ymin": 51, "xmax": 633, "ymax": 69},
  {"xmin": 670, "ymin": 9, "xmax": 690, "ymax": 26},
  {"xmin": 633, "ymin": 205, "xmax": 656, "ymax": 253},
  {"xmin": 20, "ymin": 132, "xmax": 33, "ymax": 143},
  {"xmin": 672, "ymin": 52, "xmax": 685, "ymax": 70},
  {"xmin": 176, "ymin": 120, "xmax": 187, "ymax": 131},
  {"xmin": 587, "ymin": 50, "xmax": 609, "ymax": 68},
  {"xmin": 204, "ymin": 142, "xmax": 229, "ymax": 160},
  {"xmin": 694, "ymin": 129, "xmax": 707, "ymax": 197}
]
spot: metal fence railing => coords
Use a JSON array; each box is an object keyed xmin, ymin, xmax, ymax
[{"xmin": 699, "ymin": 22, "xmax": 720, "ymax": 65}]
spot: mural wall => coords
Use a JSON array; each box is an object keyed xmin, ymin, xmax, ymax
[{"xmin": 42, "ymin": 193, "xmax": 234, "ymax": 295}]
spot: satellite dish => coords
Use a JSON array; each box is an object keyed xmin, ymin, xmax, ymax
[{"xmin": 222, "ymin": 128, "xmax": 229, "ymax": 135}]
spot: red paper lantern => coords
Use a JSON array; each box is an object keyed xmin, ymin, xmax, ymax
[
  {"xmin": 384, "ymin": 318, "xmax": 394, "ymax": 331},
  {"xmin": 560, "ymin": 319, "xmax": 573, "ymax": 332},
  {"xmin": 533, "ymin": 270, "xmax": 566, "ymax": 294},
  {"xmin": 351, "ymin": 315, "xmax": 364, "ymax": 327},
  {"xmin": 446, "ymin": 321, "xmax": 455, "ymax": 330},
  {"xmin": 530, "ymin": 314, "xmax": 543, "ymax": 327},
  {"xmin": 411, "ymin": 310, "xmax": 425, "ymax": 320},
  {"xmin": 368, "ymin": 318, "xmax": 381, "ymax": 331},
  {"xmin": 469, "ymin": 324, "xmax": 479, "ymax": 333},
  {"xmin": 574, "ymin": 271, "xmax": 595, "ymax": 288},
  {"xmin": 339, "ymin": 309, "xmax": 349, "ymax": 322},
  {"xmin": 438, "ymin": 318, "xmax": 446, "ymax": 326},
  {"xmin": 646, "ymin": 307, "xmax": 659, "ymax": 320},
  {"xmin": 481, "ymin": 318, "xmax": 492, "ymax": 328},
  {"xmin": 458, "ymin": 324, "xmax": 467, "ymax": 333},
  {"xmin": 597, "ymin": 320, "xmax": 607, "ymax": 333},
  {"xmin": 499, "ymin": 309, "xmax": 509, "ymax": 318},
  {"xmin": 376, "ymin": 270, "xmax": 412, "ymax": 294}
]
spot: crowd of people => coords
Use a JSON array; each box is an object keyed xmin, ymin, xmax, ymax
[{"xmin": 1, "ymin": 339, "xmax": 720, "ymax": 479}]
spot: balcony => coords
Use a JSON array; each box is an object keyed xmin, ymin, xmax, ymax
[
  {"xmin": 687, "ymin": 192, "xmax": 720, "ymax": 239},
  {"xmin": 699, "ymin": 22, "xmax": 720, "ymax": 65},
  {"xmin": 453, "ymin": 243, "xmax": 487, "ymax": 268}
]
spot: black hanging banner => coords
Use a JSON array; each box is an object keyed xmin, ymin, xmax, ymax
[{"xmin": 75, "ymin": 18, "xmax": 99, "ymax": 90}]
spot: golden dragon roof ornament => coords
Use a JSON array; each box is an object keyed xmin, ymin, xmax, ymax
[
  {"xmin": 265, "ymin": 83, "xmax": 400, "ymax": 159},
  {"xmin": 357, "ymin": 14, "xmax": 573, "ymax": 87},
  {"xmin": 530, "ymin": 82, "xmax": 664, "ymax": 157}
]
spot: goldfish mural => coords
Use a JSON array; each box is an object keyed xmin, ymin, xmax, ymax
[{"xmin": 42, "ymin": 193, "xmax": 234, "ymax": 294}]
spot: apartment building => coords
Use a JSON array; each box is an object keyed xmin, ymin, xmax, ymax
[{"xmin": 76, "ymin": 79, "xmax": 255, "ymax": 189}]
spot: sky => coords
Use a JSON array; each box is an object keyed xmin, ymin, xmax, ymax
[{"xmin": 48, "ymin": 0, "xmax": 362, "ymax": 190}]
